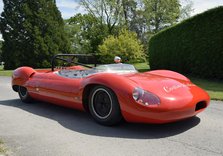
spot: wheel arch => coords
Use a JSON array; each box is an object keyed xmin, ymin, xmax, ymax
[
  {"xmin": 12, "ymin": 67, "xmax": 36, "ymax": 92},
  {"xmin": 81, "ymin": 74, "xmax": 135, "ymax": 113}
]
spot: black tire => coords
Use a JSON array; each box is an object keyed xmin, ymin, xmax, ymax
[
  {"xmin": 89, "ymin": 85, "xmax": 122, "ymax": 126},
  {"xmin": 18, "ymin": 86, "xmax": 32, "ymax": 103}
]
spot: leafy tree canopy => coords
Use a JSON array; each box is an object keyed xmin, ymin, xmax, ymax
[
  {"xmin": 143, "ymin": 0, "xmax": 181, "ymax": 33},
  {"xmin": 66, "ymin": 13, "xmax": 109, "ymax": 54},
  {"xmin": 79, "ymin": 0, "xmax": 193, "ymax": 51},
  {"xmin": 0, "ymin": 0, "xmax": 71, "ymax": 69},
  {"xmin": 81, "ymin": 0, "xmax": 124, "ymax": 34}
]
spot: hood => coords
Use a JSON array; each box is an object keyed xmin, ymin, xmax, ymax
[
  {"xmin": 122, "ymin": 72, "xmax": 192, "ymax": 93},
  {"xmin": 121, "ymin": 71, "xmax": 209, "ymax": 107}
]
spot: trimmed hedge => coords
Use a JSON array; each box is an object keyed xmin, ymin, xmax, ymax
[{"xmin": 149, "ymin": 7, "xmax": 223, "ymax": 79}]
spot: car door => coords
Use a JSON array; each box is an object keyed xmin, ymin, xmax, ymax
[{"xmin": 27, "ymin": 72, "xmax": 84, "ymax": 110}]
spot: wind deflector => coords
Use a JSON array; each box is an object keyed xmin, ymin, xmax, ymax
[{"xmin": 51, "ymin": 54, "xmax": 97, "ymax": 71}]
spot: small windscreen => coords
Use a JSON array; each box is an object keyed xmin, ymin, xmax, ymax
[{"xmin": 95, "ymin": 64, "xmax": 137, "ymax": 72}]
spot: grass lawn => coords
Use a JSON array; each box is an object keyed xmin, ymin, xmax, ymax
[
  {"xmin": 0, "ymin": 70, "xmax": 13, "ymax": 76},
  {"xmin": 0, "ymin": 66, "xmax": 13, "ymax": 77},
  {"xmin": 190, "ymin": 77, "xmax": 223, "ymax": 101},
  {"xmin": 134, "ymin": 62, "xmax": 150, "ymax": 72},
  {"xmin": 0, "ymin": 63, "xmax": 222, "ymax": 100}
]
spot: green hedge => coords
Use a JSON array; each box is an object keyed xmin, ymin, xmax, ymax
[{"xmin": 149, "ymin": 7, "xmax": 223, "ymax": 79}]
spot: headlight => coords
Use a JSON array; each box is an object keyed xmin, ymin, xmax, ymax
[{"xmin": 132, "ymin": 87, "xmax": 160, "ymax": 106}]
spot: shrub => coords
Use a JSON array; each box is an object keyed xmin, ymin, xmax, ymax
[
  {"xmin": 149, "ymin": 7, "xmax": 223, "ymax": 79},
  {"xmin": 98, "ymin": 29, "xmax": 146, "ymax": 63}
]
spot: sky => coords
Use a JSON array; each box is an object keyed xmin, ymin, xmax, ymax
[{"xmin": 0, "ymin": 0, "xmax": 223, "ymax": 19}]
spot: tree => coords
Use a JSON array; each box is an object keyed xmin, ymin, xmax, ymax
[
  {"xmin": 0, "ymin": 0, "xmax": 71, "ymax": 69},
  {"xmin": 98, "ymin": 29, "xmax": 145, "ymax": 63},
  {"xmin": 143, "ymin": 0, "xmax": 181, "ymax": 33},
  {"xmin": 0, "ymin": 40, "xmax": 2, "ymax": 62},
  {"xmin": 66, "ymin": 13, "xmax": 109, "ymax": 54},
  {"xmin": 179, "ymin": 0, "xmax": 193, "ymax": 20},
  {"xmin": 80, "ymin": 0, "xmax": 192, "ymax": 52},
  {"xmin": 80, "ymin": 0, "xmax": 124, "ymax": 34}
]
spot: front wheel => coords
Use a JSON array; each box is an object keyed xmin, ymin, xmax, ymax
[
  {"xmin": 18, "ymin": 86, "xmax": 32, "ymax": 103},
  {"xmin": 89, "ymin": 86, "xmax": 122, "ymax": 126}
]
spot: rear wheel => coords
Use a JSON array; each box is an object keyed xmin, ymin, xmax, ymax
[
  {"xmin": 18, "ymin": 86, "xmax": 32, "ymax": 103},
  {"xmin": 89, "ymin": 85, "xmax": 122, "ymax": 126}
]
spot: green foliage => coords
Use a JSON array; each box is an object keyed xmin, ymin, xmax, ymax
[
  {"xmin": 133, "ymin": 62, "xmax": 150, "ymax": 72},
  {"xmin": 0, "ymin": 41, "xmax": 2, "ymax": 62},
  {"xmin": 98, "ymin": 29, "xmax": 145, "ymax": 63},
  {"xmin": 149, "ymin": 7, "xmax": 223, "ymax": 79},
  {"xmin": 66, "ymin": 13, "xmax": 109, "ymax": 54},
  {"xmin": 80, "ymin": 0, "xmax": 191, "ymax": 51},
  {"xmin": 80, "ymin": 0, "xmax": 124, "ymax": 34},
  {"xmin": 143, "ymin": 0, "xmax": 181, "ymax": 33},
  {"xmin": 0, "ymin": 0, "xmax": 71, "ymax": 69}
]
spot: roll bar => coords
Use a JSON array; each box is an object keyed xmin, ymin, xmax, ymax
[{"xmin": 51, "ymin": 54, "xmax": 97, "ymax": 71}]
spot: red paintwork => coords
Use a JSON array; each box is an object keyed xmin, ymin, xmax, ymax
[{"xmin": 12, "ymin": 66, "xmax": 210, "ymax": 124}]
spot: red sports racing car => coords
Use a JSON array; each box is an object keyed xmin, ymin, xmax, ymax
[{"xmin": 12, "ymin": 54, "xmax": 210, "ymax": 125}]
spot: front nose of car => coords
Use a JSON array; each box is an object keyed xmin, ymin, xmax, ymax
[
  {"xmin": 134, "ymin": 77, "xmax": 208, "ymax": 109},
  {"xmin": 120, "ymin": 77, "xmax": 210, "ymax": 124}
]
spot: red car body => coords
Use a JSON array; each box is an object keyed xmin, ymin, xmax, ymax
[{"xmin": 11, "ymin": 55, "xmax": 210, "ymax": 125}]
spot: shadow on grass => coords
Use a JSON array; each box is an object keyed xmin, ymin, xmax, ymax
[{"xmin": 0, "ymin": 99, "xmax": 200, "ymax": 139}]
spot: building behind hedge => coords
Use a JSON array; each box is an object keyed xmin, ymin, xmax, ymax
[{"xmin": 149, "ymin": 7, "xmax": 223, "ymax": 79}]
